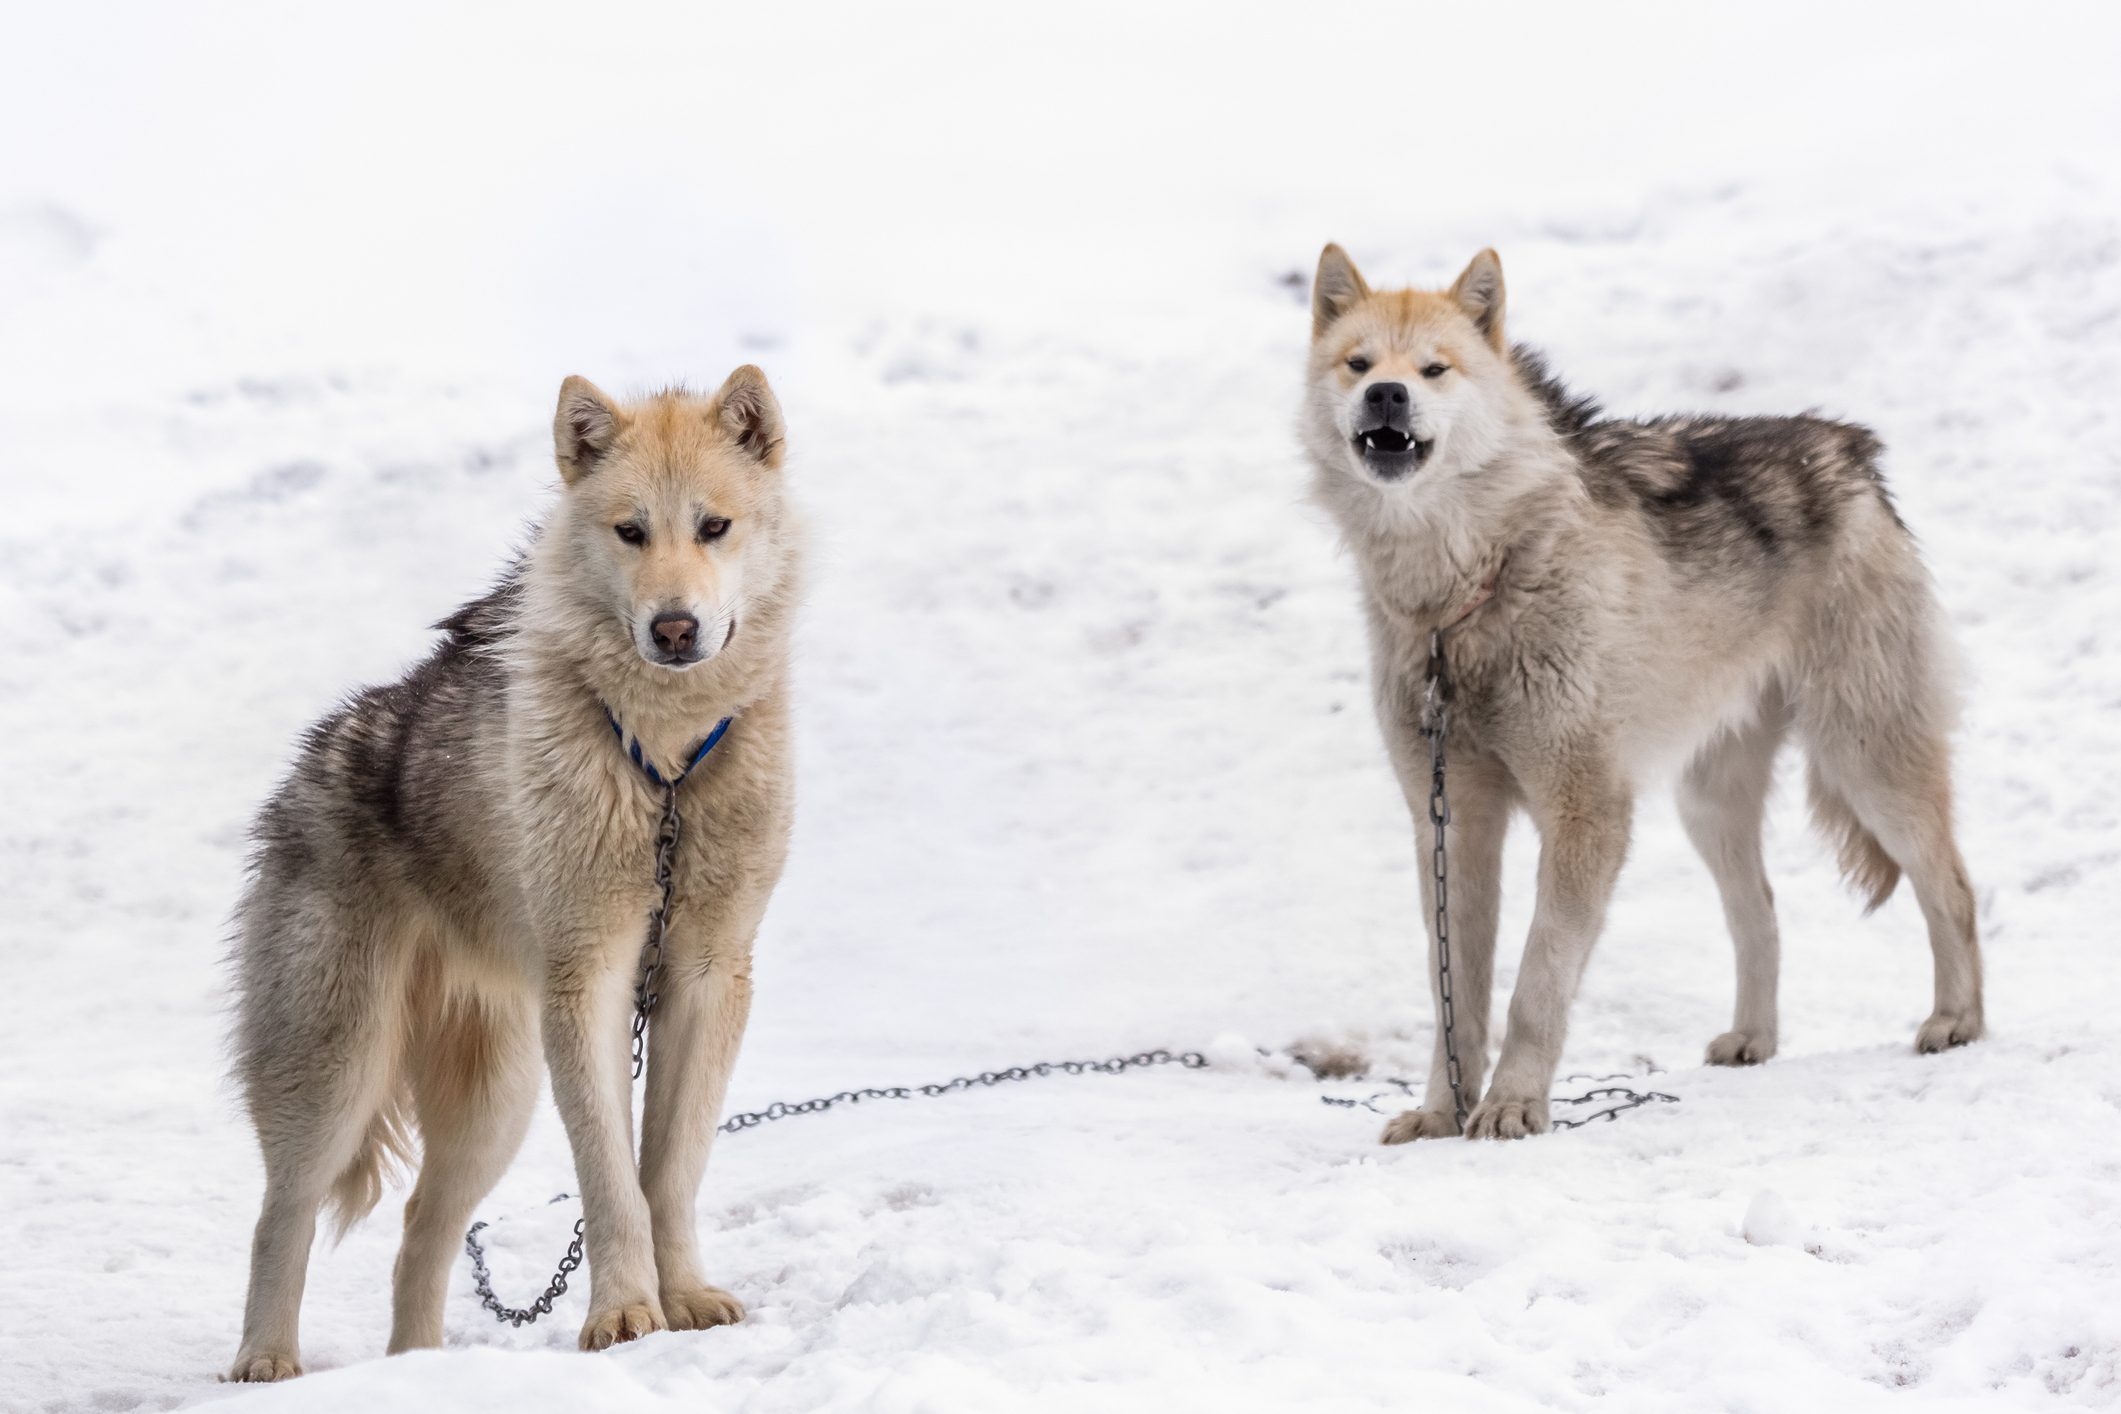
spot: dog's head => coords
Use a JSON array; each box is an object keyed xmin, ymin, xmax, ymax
[
  {"xmin": 1303, "ymin": 245, "xmax": 1516, "ymax": 492},
  {"xmin": 548, "ymin": 367, "xmax": 789, "ymax": 672}
]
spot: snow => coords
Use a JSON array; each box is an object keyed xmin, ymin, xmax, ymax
[{"xmin": 3, "ymin": 3, "xmax": 2120, "ymax": 1410}]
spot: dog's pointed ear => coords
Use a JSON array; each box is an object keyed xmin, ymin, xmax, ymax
[
  {"xmin": 710, "ymin": 364, "xmax": 786, "ymax": 469},
  {"xmin": 1312, "ymin": 244, "xmax": 1370, "ymax": 338},
  {"xmin": 554, "ymin": 376, "xmax": 625, "ymax": 484},
  {"xmin": 1449, "ymin": 249, "xmax": 1507, "ymax": 352}
]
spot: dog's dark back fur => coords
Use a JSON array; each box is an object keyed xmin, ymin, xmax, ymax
[
  {"xmin": 1514, "ymin": 346, "xmax": 1902, "ymax": 578},
  {"xmin": 247, "ymin": 575, "xmax": 521, "ymax": 941}
]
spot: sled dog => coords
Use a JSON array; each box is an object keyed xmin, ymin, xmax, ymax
[
  {"xmin": 228, "ymin": 368, "xmax": 800, "ymax": 1377},
  {"xmin": 1302, "ymin": 245, "xmax": 1983, "ymax": 1142}
]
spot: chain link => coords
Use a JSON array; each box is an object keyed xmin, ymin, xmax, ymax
[
  {"xmin": 1421, "ymin": 628, "xmax": 1470, "ymax": 1131},
  {"xmin": 632, "ymin": 785, "xmax": 683, "ymax": 1080},
  {"xmin": 714, "ymin": 1049, "xmax": 1209, "ymax": 1133},
  {"xmin": 1319, "ymin": 1072, "xmax": 1678, "ymax": 1129},
  {"xmin": 466, "ymin": 1211, "xmax": 585, "ymax": 1328}
]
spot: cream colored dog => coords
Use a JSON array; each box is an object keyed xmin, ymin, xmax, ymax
[
  {"xmin": 227, "ymin": 368, "xmax": 801, "ymax": 1377},
  {"xmin": 1302, "ymin": 246, "xmax": 1983, "ymax": 1142}
]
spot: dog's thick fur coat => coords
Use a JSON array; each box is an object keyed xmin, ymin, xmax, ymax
[
  {"xmin": 1303, "ymin": 246, "xmax": 1984, "ymax": 1143},
  {"xmin": 227, "ymin": 368, "xmax": 800, "ymax": 1378}
]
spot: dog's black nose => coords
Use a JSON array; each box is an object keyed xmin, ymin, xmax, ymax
[
  {"xmin": 1364, "ymin": 381, "xmax": 1409, "ymax": 409},
  {"xmin": 650, "ymin": 612, "xmax": 699, "ymax": 656}
]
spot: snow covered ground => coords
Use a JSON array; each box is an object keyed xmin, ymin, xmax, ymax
[{"xmin": 3, "ymin": 3, "xmax": 2119, "ymax": 1410}]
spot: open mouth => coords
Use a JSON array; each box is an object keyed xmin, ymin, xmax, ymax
[{"xmin": 1354, "ymin": 427, "xmax": 1432, "ymax": 477}]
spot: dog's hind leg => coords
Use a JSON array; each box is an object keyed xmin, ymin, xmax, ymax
[
  {"xmin": 387, "ymin": 978, "xmax": 539, "ymax": 1355},
  {"xmin": 229, "ymin": 904, "xmax": 413, "ymax": 1383},
  {"xmin": 1381, "ymin": 754, "xmax": 1511, "ymax": 1144},
  {"xmin": 1807, "ymin": 724, "xmax": 1984, "ymax": 1053},
  {"xmin": 1679, "ymin": 688, "xmax": 1791, "ymax": 1065},
  {"xmin": 1797, "ymin": 558, "xmax": 1984, "ymax": 1054}
]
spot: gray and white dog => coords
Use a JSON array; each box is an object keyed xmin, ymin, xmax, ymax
[
  {"xmin": 227, "ymin": 368, "xmax": 801, "ymax": 1378},
  {"xmin": 1303, "ymin": 245, "xmax": 1984, "ymax": 1143}
]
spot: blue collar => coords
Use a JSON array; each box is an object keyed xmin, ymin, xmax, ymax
[{"xmin": 604, "ymin": 708, "xmax": 734, "ymax": 790}]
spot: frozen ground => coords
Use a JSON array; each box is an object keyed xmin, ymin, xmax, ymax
[{"xmin": 3, "ymin": 4, "xmax": 2119, "ymax": 1411}]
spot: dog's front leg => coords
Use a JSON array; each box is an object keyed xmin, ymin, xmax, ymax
[
  {"xmin": 638, "ymin": 945, "xmax": 754, "ymax": 1332},
  {"xmin": 1382, "ymin": 753, "xmax": 1511, "ymax": 1144},
  {"xmin": 1474, "ymin": 768, "xmax": 1632, "ymax": 1139},
  {"xmin": 542, "ymin": 933, "xmax": 665, "ymax": 1350}
]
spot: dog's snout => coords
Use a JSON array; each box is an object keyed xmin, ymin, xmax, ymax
[
  {"xmin": 650, "ymin": 612, "xmax": 699, "ymax": 657},
  {"xmin": 1350, "ymin": 378, "xmax": 1428, "ymax": 474}
]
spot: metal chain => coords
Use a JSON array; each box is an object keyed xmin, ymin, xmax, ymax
[
  {"xmin": 466, "ymin": 1210, "xmax": 584, "ymax": 1328},
  {"xmin": 1545, "ymin": 1085, "xmax": 1679, "ymax": 1130},
  {"xmin": 716, "ymin": 1049, "xmax": 1209, "ymax": 1133},
  {"xmin": 1319, "ymin": 1072, "xmax": 1678, "ymax": 1129},
  {"xmin": 465, "ymin": 1048, "xmax": 1209, "ymax": 1325},
  {"xmin": 468, "ymin": 1038, "xmax": 1678, "ymax": 1321},
  {"xmin": 632, "ymin": 785, "xmax": 683, "ymax": 1080},
  {"xmin": 1421, "ymin": 628, "xmax": 1470, "ymax": 1131}
]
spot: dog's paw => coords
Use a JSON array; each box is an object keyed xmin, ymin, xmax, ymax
[
  {"xmin": 1463, "ymin": 1095, "xmax": 1548, "ymax": 1140},
  {"xmin": 1915, "ymin": 1010, "xmax": 1983, "ymax": 1053},
  {"xmin": 1706, "ymin": 1030, "xmax": 1776, "ymax": 1066},
  {"xmin": 1380, "ymin": 1108, "xmax": 1460, "ymax": 1144},
  {"xmin": 226, "ymin": 1352, "xmax": 301, "ymax": 1383},
  {"xmin": 579, "ymin": 1300, "xmax": 665, "ymax": 1352},
  {"xmin": 661, "ymin": 1284, "xmax": 745, "ymax": 1331}
]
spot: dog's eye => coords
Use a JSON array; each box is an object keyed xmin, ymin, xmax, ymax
[
  {"xmin": 1347, "ymin": 356, "xmax": 1371, "ymax": 374},
  {"xmin": 698, "ymin": 516, "xmax": 731, "ymax": 543},
  {"xmin": 1422, "ymin": 362, "xmax": 1450, "ymax": 380},
  {"xmin": 614, "ymin": 523, "xmax": 646, "ymax": 546}
]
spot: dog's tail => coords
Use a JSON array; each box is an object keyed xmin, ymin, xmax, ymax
[
  {"xmin": 324, "ymin": 1089, "xmax": 416, "ymax": 1242},
  {"xmin": 1807, "ymin": 764, "xmax": 1901, "ymax": 913}
]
